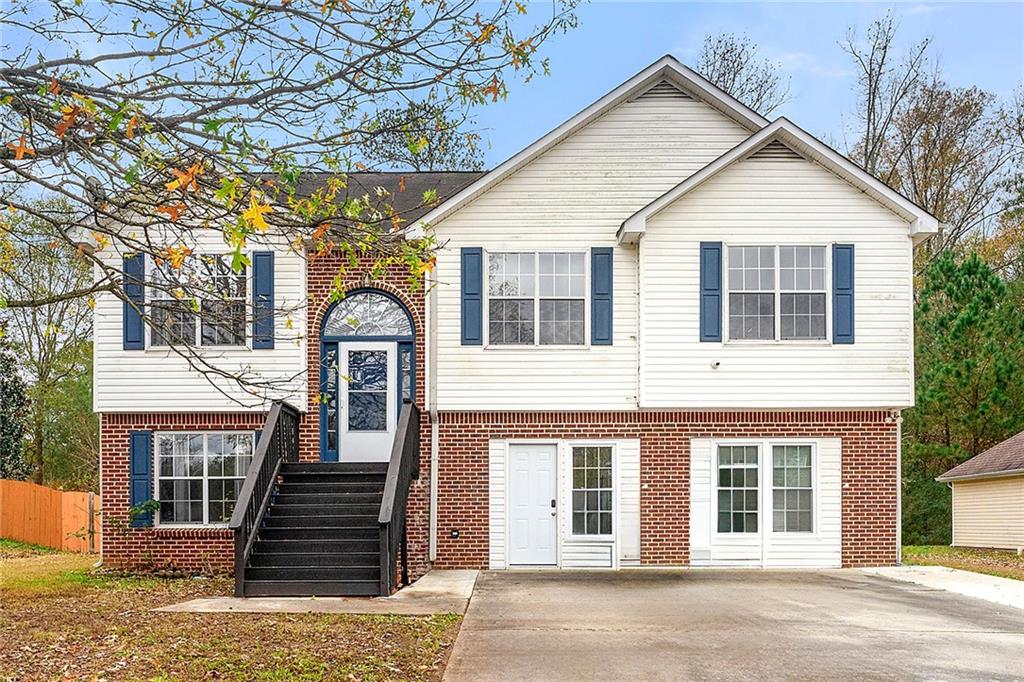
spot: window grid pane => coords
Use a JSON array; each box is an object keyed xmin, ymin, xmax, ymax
[
  {"xmin": 488, "ymin": 252, "xmax": 585, "ymax": 346},
  {"xmin": 571, "ymin": 446, "xmax": 613, "ymax": 536},
  {"xmin": 779, "ymin": 246, "xmax": 826, "ymax": 340},
  {"xmin": 772, "ymin": 445, "xmax": 813, "ymax": 532},
  {"xmin": 728, "ymin": 246, "xmax": 775, "ymax": 341},
  {"xmin": 199, "ymin": 255, "xmax": 246, "ymax": 346},
  {"xmin": 716, "ymin": 445, "xmax": 759, "ymax": 533},
  {"xmin": 156, "ymin": 432, "xmax": 254, "ymax": 525}
]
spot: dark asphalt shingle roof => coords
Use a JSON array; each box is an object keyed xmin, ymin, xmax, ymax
[
  {"xmin": 293, "ymin": 171, "xmax": 485, "ymax": 225},
  {"xmin": 938, "ymin": 430, "xmax": 1024, "ymax": 481}
]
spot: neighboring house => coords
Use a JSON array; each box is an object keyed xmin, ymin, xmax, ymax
[
  {"xmin": 938, "ymin": 431, "xmax": 1024, "ymax": 552},
  {"xmin": 92, "ymin": 56, "xmax": 939, "ymax": 595}
]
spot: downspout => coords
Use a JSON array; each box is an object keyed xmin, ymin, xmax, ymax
[
  {"xmin": 427, "ymin": 276, "xmax": 439, "ymax": 562},
  {"xmin": 896, "ymin": 411, "xmax": 904, "ymax": 565}
]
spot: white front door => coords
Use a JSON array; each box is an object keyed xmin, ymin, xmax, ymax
[
  {"xmin": 508, "ymin": 444, "xmax": 558, "ymax": 566},
  {"xmin": 339, "ymin": 341, "xmax": 396, "ymax": 462}
]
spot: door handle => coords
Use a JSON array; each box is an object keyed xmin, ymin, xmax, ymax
[{"xmin": 551, "ymin": 499, "xmax": 557, "ymax": 516}]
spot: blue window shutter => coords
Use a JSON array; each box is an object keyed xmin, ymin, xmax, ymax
[
  {"xmin": 699, "ymin": 242, "xmax": 723, "ymax": 342},
  {"xmin": 833, "ymin": 244, "xmax": 855, "ymax": 344},
  {"xmin": 129, "ymin": 431, "xmax": 153, "ymax": 527},
  {"xmin": 252, "ymin": 252, "xmax": 275, "ymax": 349},
  {"xmin": 461, "ymin": 247, "xmax": 483, "ymax": 345},
  {"xmin": 122, "ymin": 254, "xmax": 145, "ymax": 350},
  {"xmin": 591, "ymin": 247, "xmax": 613, "ymax": 345}
]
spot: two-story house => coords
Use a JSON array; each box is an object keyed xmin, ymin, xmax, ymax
[{"xmin": 93, "ymin": 56, "xmax": 938, "ymax": 596}]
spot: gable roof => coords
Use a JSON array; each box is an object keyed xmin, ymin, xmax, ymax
[
  {"xmin": 937, "ymin": 431, "xmax": 1024, "ymax": 482},
  {"xmin": 617, "ymin": 118, "xmax": 941, "ymax": 245},
  {"xmin": 410, "ymin": 55, "xmax": 770, "ymax": 234}
]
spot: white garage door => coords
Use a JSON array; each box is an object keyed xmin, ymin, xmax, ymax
[{"xmin": 689, "ymin": 438, "xmax": 842, "ymax": 568}]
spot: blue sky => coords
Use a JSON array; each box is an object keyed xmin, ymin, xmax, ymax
[{"xmin": 472, "ymin": 1, "xmax": 1024, "ymax": 166}]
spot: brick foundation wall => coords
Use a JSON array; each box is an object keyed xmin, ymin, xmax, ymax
[
  {"xmin": 99, "ymin": 412, "xmax": 265, "ymax": 573},
  {"xmin": 434, "ymin": 410, "xmax": 899, "ymax": 569}
]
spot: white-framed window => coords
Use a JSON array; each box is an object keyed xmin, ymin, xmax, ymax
[
  {"xmin": 772, "ymin": 444, "xmax": 814, "ymax": 532},
  {"xmin": 726, "ymin": 245, "xmax": 827, "ymax": 342},
  {"xmin": 571, "ymin": 445, "xmax": 613, "ymax": 535},
  {"xmin": 716, "ymin": 444, "xmax": 759, "ymax": 533},
  {"xmin": 487, "ymin": 251, "xmax": 586, "ymax": 346},
  {"xmin": 155, "ymin": 432, "xmax": 254, "ymax": 525},
  {"xmin": 149, "ymin": 254, "xmax": 247, "ymax": 348}
]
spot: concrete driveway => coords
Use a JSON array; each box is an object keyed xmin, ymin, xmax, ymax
[{"xmin": 443, "ymin": 570, "xmax": 1024, "ymax": 681}]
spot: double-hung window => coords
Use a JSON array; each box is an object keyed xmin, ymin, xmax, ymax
[
  {"xmin": 199, "ymin": 255, "xmax": 247, "ymax": 346},
  {"xmin": 716, "ymin": 445, "xmax": 759, "ymax": 533},
  {"xmin": 156, "ymin": 432, "xmax": 254, "ymax": 525},
  {"xmin": 727, "ymin": 245, "xmax": 827, "ymax": 342},
  {"xmin": 772, "ymin": 445, "xmax": 813, "ymax": 532},
  {"xmin": 487, "ymin": 251, "xmax": 586, "ymax": 346},
  {"xmin": 571, "ymin": 445, "xmax": 613, "ymax": 535},
  {"xmin": 149, "ymin": 254, "xmax": 247, "ymax": 347}
]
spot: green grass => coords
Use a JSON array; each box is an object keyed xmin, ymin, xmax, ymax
[
  {"xmin": 0, "ymin": 537, "xmax": 57, "ymax": 555},
  {"xmin": 903, "ymin": 545, "xmax": 1024, "ymax": 581}
]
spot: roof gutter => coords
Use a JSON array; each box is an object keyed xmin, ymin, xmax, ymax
[{"xmin": 935, "ymin": 467, "xmax": 1024, "ymax": 483}]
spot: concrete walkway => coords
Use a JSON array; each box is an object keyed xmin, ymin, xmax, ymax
[
  {"xmin": 864, "ymin": 564, "xmax": 1024, "ymax": 610},
  {"xmin": 157, "ymin": 569, "xmax": 477, "ymax": 616},
  {"xmin": 443, "ymin": 570, "xmax": 1024, "ymax": 681}
]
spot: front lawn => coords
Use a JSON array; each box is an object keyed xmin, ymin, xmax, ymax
[
  {"xmin": 903, "ymin": 545, "xmax": 1024, "ymax": 581},
  {"xmin": 0, "ymin": 544, "xmax": 461, "ymax": 681}
]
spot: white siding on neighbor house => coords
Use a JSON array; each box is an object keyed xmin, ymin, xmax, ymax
[
  {"xmin": 488, "ymin": 438, "xmax": 641, "ymax": 569},
  {"xmin": 641, "ymin": 155, "xmax": 915, "ymax": 409},
  {"xmin": 93, "ymin": 231, "xmax": 307, "ymax": 413},
  {"xmin": 690, "ymin": 437, "xmax": 842, "ymax": 568},
  {"xmin": 952, "ymin": 477, "xmax": 1024, "ymax": 550},
  {"xmin": 431, "ymin": 86, "xmax": 751, "ymax": 411}
]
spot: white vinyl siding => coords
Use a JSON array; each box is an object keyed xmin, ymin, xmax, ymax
[
  {"xmin": 690, "ymin": 437, "xmax": 842, "ymax": 568},
  {"xmin": 488, "ymin": 438, "xmax": 641, "ymax": 569},
  {"xmin": 93, "ymin": 231, "xmax": 307, "ymax": 412},
  {"xmin": 432, "ymin": 90, "xmax": 751, "ymax": 411},
  {"xmin": 641, "ymin": 155, "xmax": 915, "ymax": 409},
  {"xmin": 951, "ymin": 477, "xmax": 1024, "ymax": 550}
]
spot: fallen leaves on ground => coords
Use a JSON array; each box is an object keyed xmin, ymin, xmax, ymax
[
  {"xmin": 903, "ymin": 545, "xmax": 1024, "ymax": 581},
  {"xmin": 0, "ymin": 552, "xmax": 461, "ymax": 681}
]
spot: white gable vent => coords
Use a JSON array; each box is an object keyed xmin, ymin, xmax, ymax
[
  {"xmin": 636, "ymin": 80, "xmax": 692, "ymax": 101},
  {"xmin": 750, "ymin": 140, "xmax": 802, "ymax": 160}
]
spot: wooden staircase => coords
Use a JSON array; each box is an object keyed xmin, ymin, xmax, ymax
[
  {"xmin": 229, "ymin": 400, "xmax": 420, "ymax": 598},
  {"xmin": 242, "ymin": 462, "xmax": 388, "ymax": 596}
]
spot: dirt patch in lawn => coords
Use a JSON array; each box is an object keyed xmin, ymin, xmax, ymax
[
  {"xmin": 0, "ymin": 552, "xmax": 462, "ymax": 681},
  {"xmin": 903, "ymin": 545, "xmax": 1024, "ymax": 581}
]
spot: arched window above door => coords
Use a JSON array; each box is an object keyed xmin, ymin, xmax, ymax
[{"xmin": 322, "ymin": 291, "xmax": 413, "ymax": 338}]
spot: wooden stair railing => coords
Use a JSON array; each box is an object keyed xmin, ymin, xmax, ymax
[
  {"xmin": 378, "ymin": 399, "xmax": 421, "ymax": 596},
  {"xmin": 228, "ymin": 400, "xmax": 301, "ymax": 597}
]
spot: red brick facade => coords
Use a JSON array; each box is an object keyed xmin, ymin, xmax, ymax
[
  {"xmin": 99, "ymin": 412, "xmax": 264, "ymax": 573},
  {"xmin": 433, "ymin": 410, "xmax": 899, "ymax": 569},
  {"xmin": 299, "ymin": 250, "xmax": 430, "ymax": 578}
]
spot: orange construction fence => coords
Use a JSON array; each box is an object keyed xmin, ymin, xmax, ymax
[{"xmin": 0, "ymin": 479, "xmax": 100, "ymax": 553}]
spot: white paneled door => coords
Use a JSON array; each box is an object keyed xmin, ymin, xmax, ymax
[
  {"xmin": 508, "ymin": 444, "xmax": 558, "ymax": 566},
  {"xmin": 339, "ymin": 341, "xmax": 396, "ymax": 462}
]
